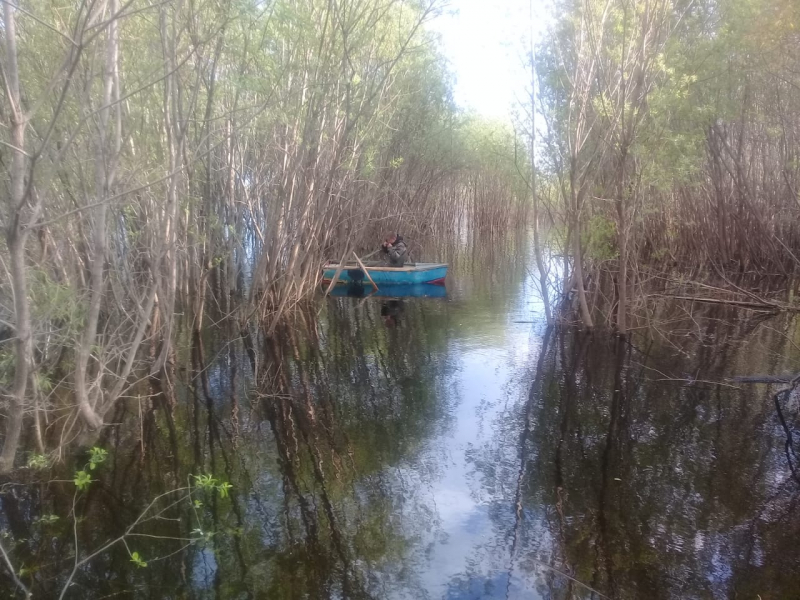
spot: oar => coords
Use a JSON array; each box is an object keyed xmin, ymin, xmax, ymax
[
  {"xmin": 323, "ymin": 247, "xmax": 381, "ymax": 297},
  {"xmin": 352, "ymin": 250, "xmax": 379, "ymax": 291},
  {"xmin": 323, "ymin": 244, "xmax": 353, "ymax": 297}
]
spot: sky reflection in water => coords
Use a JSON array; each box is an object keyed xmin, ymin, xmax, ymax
[{"xmin": 3, "ymin": 241, "xmax": 800, "ymax": 599}]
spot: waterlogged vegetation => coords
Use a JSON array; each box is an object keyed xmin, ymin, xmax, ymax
[
  {"xmin": 0, "ymin": 0, "xmax": 531, "ymax": 474},
  {"xmin": 3, "ymin": 248, "xmax": 800, "ymax": 597},
  {"xmin": 529, "ymin": 0, "xmax": 800, "ymax": 332},
  {"xmin": 5, "ymin": 439, "xmax": 233, "ymax": 598},
  {"xmin": 1, "ymin": 0, "xmax": 800, "ymax": 597}
]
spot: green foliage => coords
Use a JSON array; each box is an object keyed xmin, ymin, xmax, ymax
[
  {"xmin": 192, "ymin": 474, "xmax": 233, "ymax": 498},
  {"xmin": 0, "ymin": 349, "xmax": 14, "ymax": 387},
  {"xmin": 224, "ymin": 526, "xmax": 244, "ymax": 537},
  {"xmin": 88, "ymin": 447, "xmax": 108, "ymax": 470},
  {"xmin": 28, "ymin": 269, "xmax": 84, "ymax": 334},
  {"xmin": 583, "ymin": 215, "xmax": 618, "ymax": 261},
  {"xmin": 73, "ymin": 470, "xmax": 92, "ymax": 491},
  {"xmin": 192, "ymin": 473, "xmax": 218, "ymax": 490},
  {"xmin": 33, "ymin": 371, "xmax": 53, "ymax": 394},
  {"xmin": 0, "ymin": 1, "xmax": 526, "ymax": 486},
  {"xmin": 537, "ymin": 0, "xmax": 800, "ymax": 278},
  {"xmin": 27, "ymin": 453, "xmax": 50, "ymax": 470},
  {"xmin": 33, "ymin": 514, "xmax": 60, "ymax": 526},
  {"xmin": 217, "ymin": 482, "xmax": 233, "ymax": 499},
  {"xmin": 129, "ymin": 551, "xmax": 148, "ymax": 568},
  {"xmin": 72, "ymin": 447, "xmax": 108, "ymax": 490}
]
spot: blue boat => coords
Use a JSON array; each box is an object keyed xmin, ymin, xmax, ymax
[
  {"xmin": 327, "ymin": 282, "xmax": 447, "ymax": 299},
  {"xmin": 322, "ymin": 262, "xmax": 448, "ymax": 285}
]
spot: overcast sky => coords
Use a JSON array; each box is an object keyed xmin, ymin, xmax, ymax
[{"xmin": 429, "ymin": 0, "xmax": 551, "ymax": 121}]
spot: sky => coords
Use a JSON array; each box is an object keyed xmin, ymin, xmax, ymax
[{"xmin": 429, "ymin": 0, "xmax": 550, "ymax": 121}]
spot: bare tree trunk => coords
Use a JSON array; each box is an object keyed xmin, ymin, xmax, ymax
[
  {"xmin": 1, "ymin": 0, "xmax": 32, "ymax": 471},
  {"xmin": 528, "ymin": 7, "xmax": 553, "ymax": 326},
  {"xmin": 75, "ymin": 0, "xmax": 120, "ymax": 429},
  {"xmin": 152, "ymin": 3, "xmax": 183, "ymax": 376},
  {"xmin": 2, "ymin": 238, "xmax": 31, "ymax": 471},
  {"xmin": 616, "ymin": 214, "xmax": 628, "ymax": 336},
  {"xmin": 616, "ymin": 154, "xmax": 629, "ymax": 337},
  {"xmin": 572, "ymin": 218, "xmax": 594, "ymax": 329}
]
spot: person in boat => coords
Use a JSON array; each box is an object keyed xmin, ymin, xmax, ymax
[{"xmin": 381, "ymin": 233, "xmax": 408, "ymax": 267}]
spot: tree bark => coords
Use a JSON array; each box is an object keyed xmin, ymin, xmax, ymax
[
  {"xmin": 528, "ymin": 22, "xmax": 553, "ymax": 326},
  {"xmin": 1, "ymin": 0, "xmax": 32, "ymax": 472},
  {"xmin": 75, "ymin": 0, "xmax": 120, "ymax": 429}
]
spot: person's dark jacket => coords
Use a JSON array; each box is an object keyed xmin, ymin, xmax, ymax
[{"xmin": 382, "ymin": 235, "xmax": 408, "ymax": 267}]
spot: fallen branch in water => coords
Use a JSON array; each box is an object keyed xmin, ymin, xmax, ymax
[
  {"xmin": 727, "ymin": 375, "xmax": 797, "ymax": 384},
  {"xmin": 654, "ymin": 294, "xmax": 783, "ymax": 311}
]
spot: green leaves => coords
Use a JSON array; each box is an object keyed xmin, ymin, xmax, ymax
[
  {"xmin": 217, "ymin": 482, "xmax": 233, "ymax": 499},
  {"xmin": 73, "ymin": 447, "xmax": 109, "ymax": 490},
  {"xmin": 29, "ymin": 268, "xmax": 85, "ymax": 335},
  {"xmin": 33, "ymin": 514, "xmax": 60, "ymax": 526},
  {"xmin": 584, "ymin": 215, "xmax": 618, "ymax": 262},
  {"xmin": 129, "ymin": 551, "xmax": 148, "ymax": 568},
  {"xmin": 27, "ymin": 453, "xmax": 50, "ymax": 470},
  {"xmin": 74, "ymin": 470, "xmax": 92, "ymax": 491},
  {"xmin": 192, "ymin": 473, "xmax": 219, "ymax": 490},
  {"xmin": 88, "ymin": 447, "xmax": 108, "ymax": 470},
  {"xmin": 192, "ymin": 474, "xmax": 233, "ymax": 499}
]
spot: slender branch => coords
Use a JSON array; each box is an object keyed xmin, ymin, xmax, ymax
[
  {"xmin": 0, "ymin": 539, "xmax": 31, "ymax": 598},
  {"xmin": 58, "ymin": 488, "xmax": 192, "ymax": 599},
  {"xmin": 0, "ymin": 0, "xmax": 77, "ymax": 46}
]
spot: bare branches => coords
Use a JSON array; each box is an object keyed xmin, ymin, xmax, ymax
[
  {"xmin": 534, "ymin": 0, "xmax": 800, "ymax": 330},
  {"xmin": 0, "ymin": 0, "xmax": 527, "ymax": 473},
  {"xmin": 0, "ymin": 0, "xmax": 78, "ymax": 46},
  {"xmin": 58, "ymin": 485, "xmax": 196, "ymax": 599},
  {"xmin": 0, "ymin": 539, "xmax": 31, "ymax": 598}
]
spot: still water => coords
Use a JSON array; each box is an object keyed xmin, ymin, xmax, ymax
[{"xmin": 3, "ymin": 241, "xmax": 800, "ymax": 598}]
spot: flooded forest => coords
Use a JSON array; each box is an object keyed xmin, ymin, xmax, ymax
[{"xmin": 1, "ymin": 0, "xmax": 800, "ymax": 598}]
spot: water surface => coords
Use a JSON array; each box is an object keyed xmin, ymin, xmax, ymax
[{"xmin": 3, "ymin": 242, "xmax": 800, "ymax": 599}]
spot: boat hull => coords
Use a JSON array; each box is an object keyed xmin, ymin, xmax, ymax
[
  {"xmin": 322, "ymin": 262, "xmax": 448, "ymax": 285},
  {"xmin": 327, "ymin": 282, "xmax": 447, "ymax": 299}
]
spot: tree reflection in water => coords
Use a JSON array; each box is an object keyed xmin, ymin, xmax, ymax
[
  {"xmin": 1, "ymin": 246, "xmax": 800, "ymax": 598},
  {"xmin": 469, "ymin": 313, "xmax": 800, "ymax": 599}
]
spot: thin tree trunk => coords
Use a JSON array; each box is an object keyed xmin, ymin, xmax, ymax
[
  {"xmin": 75, "ymin": 0, "xmax": 120, "ymax": 429},
  {"xmin": 572, "ymin": 213, "xmax": 594, "ymax": 328},
  {"xmin": 1, "ymin": 0, "xmax": 32, "ymax": 471},
  {"xmin": 616, "ymin": 168, "xmax": 628, "ymax": 336},
  {"xmin": 528, "ymin": 12, "xmax": 553, "ymax": 325}
]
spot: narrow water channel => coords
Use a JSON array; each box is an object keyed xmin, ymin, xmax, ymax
[{"xmin": 3, "ymin": 240, "xmax": 800, "ymax": 598}]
